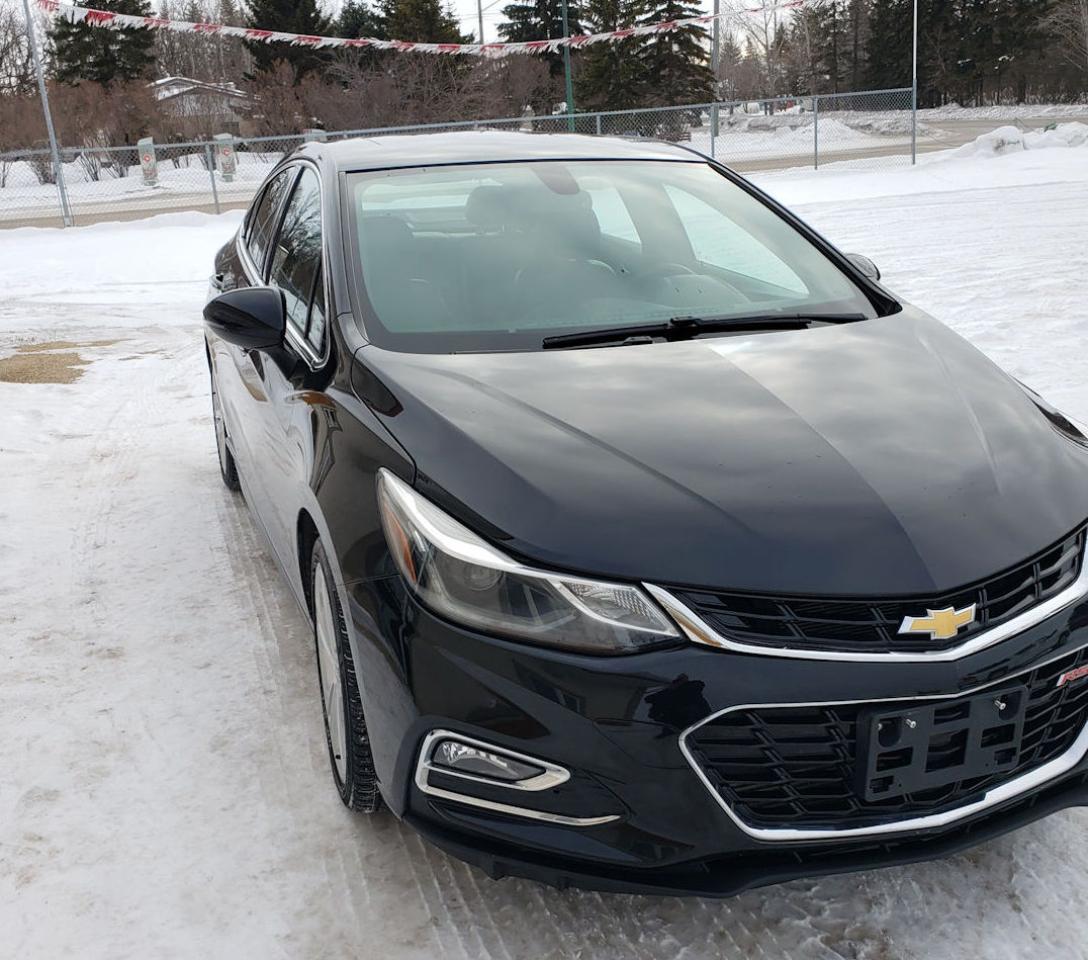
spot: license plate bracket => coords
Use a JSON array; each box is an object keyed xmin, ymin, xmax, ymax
[{"xmin": 856, "ymin": 685, "xmax": 1028, "ymax": 802}]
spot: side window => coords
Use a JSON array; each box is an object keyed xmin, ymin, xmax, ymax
[
  {"xmin": 306, "ymin": 266, "xmax": 327, "ymax": 353},
  {"xmin": 269, "ymin": 167, "xmax": 323, "ymax": 341},
  {"xmin": 664, "ymin": 184, "xmax": 808, "ymax": 293},
  {"xmin": 246, "ymin": 169, "xmax": 293, "ymax": 273}
]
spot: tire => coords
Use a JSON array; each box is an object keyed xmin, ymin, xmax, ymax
[
  {"xmin": 210, "ymin": 371, "xmax": 240, "ymax": 491},
  {"xmin": 311, "ymin": 540, "xmax": 382, "ymax": 813}
]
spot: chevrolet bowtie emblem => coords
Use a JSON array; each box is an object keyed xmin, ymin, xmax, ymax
[{"xmin": 898, "ymin": 604, "xmax": 977, "ymax": 641}]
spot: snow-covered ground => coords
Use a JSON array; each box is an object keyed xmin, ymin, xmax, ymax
[
  {"xmin": 5, "ymin": 106, "xmax": 1086, "ymax": 225},
  {"xmin": 919, "ymin": 101, "xmax": 1088, "ymax": 121},
  {"xmin": 2, "ymin": 148, "xmax": 282, "ymax": 194},
  {"xmin": 688, "ymin": 113, "xmax": 918, "ymax": 161},
  {"xmin": 3, "ymin": 128, "xmax": 1088, "ymax": 960}
]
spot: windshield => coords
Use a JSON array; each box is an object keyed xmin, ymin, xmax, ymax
[{"xmin": 347, "ymin": 159, "xmax": 879, "ymax": 353}]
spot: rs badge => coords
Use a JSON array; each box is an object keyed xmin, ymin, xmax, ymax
[
  {"xmin": 1057, "ymin": 665, "xmax": 1088, "ymax": 688},
  {"xmin": 898, "ymin": 604, "xmax": 977, "ymax": 641}
]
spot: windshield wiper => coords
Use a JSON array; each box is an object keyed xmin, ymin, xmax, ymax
[{"xmin": 540, "ymin": 313, "xmax": 867, "ymax": 350}]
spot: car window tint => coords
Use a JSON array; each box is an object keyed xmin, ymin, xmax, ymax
[
  {"xmin": 349, "ymin": 161, "xmax": 872, "ymax": 353},
  {"xmin": 269, "ymin": 167, "xmax": 323, "ymax": 338},
  {"xmin": 664, "ymin": 184, "xmax": 807, "ymax": 294},
  {"xmin": 246, "ymin": 169, "xmax": 293, "ymax": 273},
  {"xmin": 307, "ymin": 266, "xmax": 327, "ymax": 352}
]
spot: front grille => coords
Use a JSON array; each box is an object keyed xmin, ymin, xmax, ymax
[
  {"xmin": 671, "ymin": 524, "xmax": 1085, "ymax": 654},
  {"xmin": 687, "ymin": 646, "xmax": 1088, "ymax": 830}
]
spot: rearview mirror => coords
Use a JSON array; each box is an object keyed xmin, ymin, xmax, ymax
[
  {"xmin": 846, "ymin": 253, "xmax": 881, "ymax": 282},
  {"xmin": 203, "ymin": 287, "xmax": 286, "ymax": 350}
]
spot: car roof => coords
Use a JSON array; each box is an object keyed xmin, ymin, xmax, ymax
[{"xmin": 299, "ymin": 130, "xmax": 704, "ymax": 173}]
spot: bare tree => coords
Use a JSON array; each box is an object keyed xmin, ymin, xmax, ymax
[
  {"xmin": 0, "ymin": 1, "xmax": 35, "ymax": 94},
  {"xmin": 1047, "ymin": 0, "xmax": 1088, "ymax": 81},
  {"xmin": 735, "ymin": 0, "xmax": 787, "ymax": 97},
  {"xmin": 0, "ymin": 93, "xmax": 42, "ymax": 184},
  {"xmin": 154, "ymin": 0, "xmax": 251, "ymax": 81}
]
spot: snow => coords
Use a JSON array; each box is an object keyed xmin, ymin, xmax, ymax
[
  {"xmin": 0, "ymin": 151, "xmax": 277, "ymax": 212},
  {"xmin": 689, "ymin": 112, "xmax": 916, "ymax": 161},
  {"xmin": 0, "ymin": 211, "xmax": 242, "ymax": 330},
  {"xmin": 3, "ymin": 130, "xmax": 1088, "ymax": 959},
  {"xmin": 944, "ymin": 121, "xmax": 1088, "ymax": 158},
  {"xmin": 751, "ymin": 121, "xmax": 1088, "ymax": 205},
  {"xmin": 920, "ymin": 101, "xmax": 1088, "ymax": 121}
]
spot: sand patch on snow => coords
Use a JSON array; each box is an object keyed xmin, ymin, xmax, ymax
[{"xmin": 0, "ymin": 350, "xmax": 89, "ymax": 383}]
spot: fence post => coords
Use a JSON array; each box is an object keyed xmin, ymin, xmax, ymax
[
  {"xmin": 213, "ymin": 133, "xmax": 236, "ymax": 182},
  {"xmin": 813, "ymin": 95, "xmax": 819, "ymax": 170},
  {"xmin": 595, "ymin": 113, "xmax": 601, "ymax": 136},
  {"xmin": 205, "ymin": 143, "xmax": 221, "ymax": 215},
  {"xmin": 910, "ymin": 87, "xmax": 917, "ymax": 165},
  {"xmin": 137, "ymin": 137, "xmax": 158, "ymax": 186}
]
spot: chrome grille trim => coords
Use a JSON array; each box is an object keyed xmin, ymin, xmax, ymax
[
  {"xmin": 677, "ymin": 642, "xmax": 1088, "ymax": 842},
  {"xmin": 645, "ymin": 557, "xmax": 1088, "ymax": 663}
]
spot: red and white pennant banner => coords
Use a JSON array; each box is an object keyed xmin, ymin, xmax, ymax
[{"xmin": 36, "ymin": 0, "xmax": 806, "ymax": 57}]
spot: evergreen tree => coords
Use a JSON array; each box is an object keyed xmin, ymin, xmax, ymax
[
  {"xmin": 338, "ymin": 0, "xmax": 387, "ymax": 39},
  {"xmin": 845, "ymin": 0, "xmax": 870, "ymax": 89},
  {"xmin": 379, "ymin": 0, "xmax": 467, "ymax": 43},
  {"xmin": 865, "ymin": 0, "xmax": 911, "ymax": 88},
  {"xmin": 498, "ymin": 0, "xmax": 585, "ymax": 78},
  {"xmin": 245, "ymin": 0, "xmax": 332, "ymax": 79},
  {"xmin": 791, "ymin": 0, "xmax": 856, "ymax": 93},
  {"xmin": 576, "ymin": 0, "xmax": 647, "ymax": 107},
  {"xmin": 818, "ymin": 0, "xmax": 851, "ymax": 91},
  {"xmin": 633, "ymin": 0, "xmax": 714, "ymax": 105},
  {"xmin": 50, "ymin": 0, "xmax": 156, "ymax": 85}
]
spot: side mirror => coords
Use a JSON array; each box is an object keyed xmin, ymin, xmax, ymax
[
  {"xmin": 846, "ymin": 253, "xmax": 881, "ymax": 282},
  {"xmin": 203, "ymin": 287, "xmax": 286, "ymax": 350}
]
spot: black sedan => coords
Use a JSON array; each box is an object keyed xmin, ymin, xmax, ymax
[{"xmin": 203, "ymin": 132, "xmax": 1088, "ymax": 897}]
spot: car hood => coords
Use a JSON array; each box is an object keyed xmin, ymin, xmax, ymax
[{"xmin": 355, "ymin": 307, "xmax": 1088, "ymax": 595}]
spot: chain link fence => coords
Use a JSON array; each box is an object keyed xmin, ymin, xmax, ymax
[{"xmin": 0, "ymin": 88, "xmax": 924, "ymax": 229}]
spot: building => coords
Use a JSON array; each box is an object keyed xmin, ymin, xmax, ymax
[{"xmin": 149, "ymin": 77, "xmax": 255, "ymax": 138}]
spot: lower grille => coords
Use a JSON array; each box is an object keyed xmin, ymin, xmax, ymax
[{"xmin": 686, "ymin": 647, "xmax": 1088, "ymax": 830}]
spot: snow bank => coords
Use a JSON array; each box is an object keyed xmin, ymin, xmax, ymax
[
  {"xmin": 756, "ymin": 121, "xmax": 1088, "ymax": 206},
  {"xmin": 921, "ymin": 102, "xmax": 1088, "ymax": 121},
  {"xmin": 948, "ymin": 121, "xmax": 1088, "ymax": 159},
  {"xmin": 0, "ymin": 210, "xmax": 242, "ymax": 334}
]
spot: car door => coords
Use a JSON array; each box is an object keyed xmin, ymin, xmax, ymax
[
  {"xmin": 213, "ymin": 164, "xmax": 298, "ymax": 521},
  {"xmin": 249, "ymin": 163, "xmax": 329, "ymax": 570}
]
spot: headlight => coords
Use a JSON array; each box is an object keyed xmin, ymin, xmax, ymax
[{"xmin": 376, "ymin": 469, "xmax": 679, "ymax": 654}]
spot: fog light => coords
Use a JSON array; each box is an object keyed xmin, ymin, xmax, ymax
[
  {"xmin": 431, "ymin": 739, "xmax": 543, "ymax": 782},
  {"xmin": 415, "ymin": 730, "xmax": 618, "ymax": 826}
]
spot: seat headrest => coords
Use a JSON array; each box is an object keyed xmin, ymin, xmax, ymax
[
  {"xmin": 530, "ymin": 203, "xmax": 602, "ymax": 252},
  {"xmin": 360, "ymin": 216, "xmax": 413, "ymax": 248},
  {"xmin": 465, "ymin": 186, "xmax": 508, "ymax": 230}
]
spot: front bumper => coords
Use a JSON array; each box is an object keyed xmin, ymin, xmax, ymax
[{"xmin": 347, "ymin": 576, "xmax": 1088, "ymax": 897}]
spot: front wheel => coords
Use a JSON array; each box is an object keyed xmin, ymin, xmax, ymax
[
  {"xmin": 210, "ymin": 373, "xmax": 240, "ymax": 491},
  {"xmin": 311, "ymin": 541, "xmax": 382, "ymax": 813}
]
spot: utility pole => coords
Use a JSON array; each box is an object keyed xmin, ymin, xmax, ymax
[
  {"xmin": 711, "ymin": 0, "xmax": 720, "ymax": 142},
  {"xmin": 477, "ymin": 0, "xmax": 485, "ymax": 43},
  {"xmin": 21, "ymin": 0, "xmax": 72, "ymax": 226},
  {"xmin": 911, "ymin": 0, "xmax": 918, "ymax": 164},
  {"xmin": 560, "ymin": 0, "xmax": 575, "ymax": 131}
]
